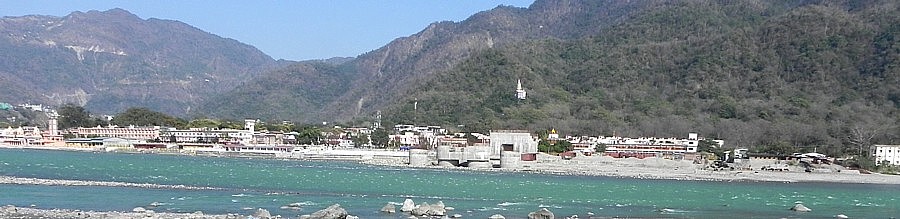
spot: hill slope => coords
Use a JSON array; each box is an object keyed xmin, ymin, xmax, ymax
[
  {"xmin": 384, "ymin": 0, "xmax": 900, "ymax": 153},
  {"xmin": 0, "ymin": 8, "xmax": 279, "ymax": 116},
  {"xmin": 200, "ymin": 0, "xmax": 659, "ymax": 121}
]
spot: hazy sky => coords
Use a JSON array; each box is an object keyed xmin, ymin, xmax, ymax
[{"xmin": 0, "ymin": 0, "xmax": 535, "ymax": 61}]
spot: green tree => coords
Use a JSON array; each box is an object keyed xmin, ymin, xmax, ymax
[
  {"xmin": 186, "ymin": 119, "xmax": 221, "ymax": 129},
  {"xmin": 697, "ymin": 139, "xmax": 719, "ymax": 153},
  {"xmin": 292, "ymin": 125, "xmax": 322, "ymax": 145},
  {"xmin": 595, "ymin": 144, "xmax": 607, "ymax": 153},
  {"xmin": 111, "ymin": 107, "xmax": 186, "ymax": 127},
  {"xmin": 371, "ymin": 128, "xmax": 391, "ymax": 148},
  {"xmin": 57, "ymin": 104, "xmax": 95, "ymax": 129},
  {"xmin": 351, "ymin": 134, "xmax": 370, "ymax": 148},
  {"xmin": 538, "ymin": 139, "xmax": 571, "ymax": 154}
]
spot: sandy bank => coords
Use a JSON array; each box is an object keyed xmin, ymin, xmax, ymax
[{"xmin": 361, "ymin": 154, "xmax": 900, "ymax": 185}]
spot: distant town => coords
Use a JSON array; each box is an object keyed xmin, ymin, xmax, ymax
[{"xmin": 2, "ymin": 102, "xmax": 899, "ymax": 172}]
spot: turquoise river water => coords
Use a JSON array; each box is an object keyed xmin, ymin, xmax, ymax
[{"xmin": 0, "ymin": 148, "xmax": 898, "ymax": 218}]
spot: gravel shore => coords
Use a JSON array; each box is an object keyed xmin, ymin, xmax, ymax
[
  {"xmin": 0, "ymin": 205, "xmax": 243, "ymax": 219},
  {"xmin": 361, "ymin": 154, "xmax": 900, "ymax": 184}
]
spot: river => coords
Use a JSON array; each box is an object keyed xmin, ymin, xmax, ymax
[{"xmin": 0, "ymin": 148, "xmax": 897, "ymax": 218}]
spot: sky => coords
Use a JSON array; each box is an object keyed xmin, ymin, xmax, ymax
[{"xmin": 0, "ymin": 0, "xmax": 535, "ymax": 61}]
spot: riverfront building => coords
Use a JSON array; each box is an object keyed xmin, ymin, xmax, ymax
[
  {"xmin": 874, "ymin": 145, "xmax": 900, "ymax": 166},
  {"xmin": 70, "ymin": 126, "xmax": 160, "ymax": 140}
]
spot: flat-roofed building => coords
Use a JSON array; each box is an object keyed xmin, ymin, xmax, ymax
[
  {"xmin": 71, "ymin": 126, "xmax": 160, "ymax": 140},
  {"xmin": 874, "ymin": 145, "xmax": 900, "ymax": 166}
]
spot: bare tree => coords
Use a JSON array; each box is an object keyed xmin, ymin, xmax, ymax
[{"xmin": 848, "ymin": 124, "xmax": 884, "ymax": 156}]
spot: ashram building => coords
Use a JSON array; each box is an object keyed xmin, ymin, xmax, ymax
[
  {"xmin": 874, "ymin": 145, "xmax": 900, "ymax": 166},
  {"xmin": 70, "ymin": 125, "xmax": 160, "ymax": 140},
  {"xmin": 0, "ymin": 126, "xmax": 43, "ymax": 146}
]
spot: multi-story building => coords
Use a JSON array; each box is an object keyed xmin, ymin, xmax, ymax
[
  {"xmin": 159, "ymin": 128, "xmax": 252, "ymax": 144},
  {"xmin": 599, "ymin": 133, "xmax": 723, "ymax": 159},
  {"xmin": 70, "ymin": 126, "xmax": 160, "ymax": 140},
  {"xmin": 0, "ymin": 126, "xmax": 44, "ymax": 146},
  {"xmin": 874, "ymin": 145, "xmax": 900, "ymax": 166}
]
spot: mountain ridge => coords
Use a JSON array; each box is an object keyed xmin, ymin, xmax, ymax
[{"xmin": 0, "ymin": 8, "xmax": 281, "ymax": 116}]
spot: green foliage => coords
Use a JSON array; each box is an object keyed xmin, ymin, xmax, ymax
[
  {"xmin": 58, "ymin": 104, "xmax": 97, "ymax": 129},
  {"xmin": 110, "ymin": 107, "xmax": 187, "ymax": 128},
  {"xmin": 538, "ymin": 140, "xmax": 571, "ymax": 154},
  {"xmin": 186, "ymin": 119, "xmax": 221, "ymax": 129},
  {"xmin": 370, "ymin": 128, "xmax": 391, "ymax": 148},
  {"xmin": 291, "ymin": 125, "xmax": 322, "ymax": 145},
  {"xmin": 351, "ymin": 134, "xmax": 369, "ymax": 147},
  {"xmin": 378, "ymin": 1, "xmax": 900, "ymax": 156}
]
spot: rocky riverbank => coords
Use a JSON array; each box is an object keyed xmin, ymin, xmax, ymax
[
  {"xmin": 0, "ymin": 176, "xmax": 223, "ymax": 190},
  {"xmin": 360, "ymin": 154, "xmax": 900, "ymax": 185},
  {"xmin": 4, "ymin": 144, "xmax": 899, "ymax": 185},
  {"xmin": 0, "ymin": 205, "xmax": 242, "ymax": 219}
]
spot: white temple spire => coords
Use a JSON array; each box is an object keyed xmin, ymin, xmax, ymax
[{"xmin": 516, "ymin": 79, "xmax": 527, "ymax": 100}]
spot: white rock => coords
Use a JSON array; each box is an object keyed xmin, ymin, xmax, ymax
[
  {"xmin": 401, "ymin": 199, "xmax": 416, "ymax": 212},
  {"xmin": 381, "ymin": 203, "xmax": 396, "ymax": 213},
  {"xmin": 131, "ymin": 207, "xmax": 146, "ymax": 213},
  {"xmin": 253, "ymin": 208, "xmax": 272, "ymax": 219},
  {"xmin": 791, "ymin": 204, "xmax": 812, "ymax": 212}
]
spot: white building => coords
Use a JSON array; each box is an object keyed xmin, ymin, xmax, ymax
[
  {"xmin": 874, "ymin": 145, "xmax": 900, "ymax": 166},
  {"xmin": 489, "ymin": 130, "xmax": 538, "ymax": 156},
  {"xmin": 70, "ymin": 125, "xmax": 160, "ymax": 140},
  {"xmin": 516, "ymin": 79, "xmax": 527, "ymax": 100},
  {"xmin": 159, "ymin": 127, "xmax": 252, "ymax": 144}
]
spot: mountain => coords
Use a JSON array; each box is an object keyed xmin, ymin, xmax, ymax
[
  {"xmin": 384, "ymin": 0, "xmax": 900, "ymax": 153},
  {"xmin": 0, "ymin": 8, "xmax": 280, "ymax": 116},
  {"xmin": 199, "ymin": 0, "xmax": 657, "ymax": 121},
  {"xmin": 203, "ymin": 0, "xmax": 899, "ymax": 154}
]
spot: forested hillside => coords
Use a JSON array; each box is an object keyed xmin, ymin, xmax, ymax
[{"xmin": 383, "ymin": 0, "xmax": 900, "ymax": 155}]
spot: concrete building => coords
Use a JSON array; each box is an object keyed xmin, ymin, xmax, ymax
[
  {"xmin": 0, "ymin": 126, "xmax": 44, "ymax": 146},
  {"xmin": 159, "ymin": 128, "xmax": 251, "ymax": 144},
  {"xmin": 874, "ymin": 145, "xmax": 900, "ymax": 166},
  {"xmin": 70, "ymin": 126, "xmax": 160, "ymax": 140},
  {"xmin": 490, "ymin": 130, "xmax": 539, "ymax": 156},
  {"xmin": 430, "ymin": 130, "xmax": 538, "ymax": 169}
]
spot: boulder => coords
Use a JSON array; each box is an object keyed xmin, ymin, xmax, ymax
[
  {"xmin": 401, "ymin": 199, "xmax": 416, "ymax": 212},
  {"xmin": 346, "ymin": 216, "xmax": 359, "ymax": 219},
  {"xmin": 489, "ymin": 214, "xmax": 506, "ymax": 219},
  {"xmin": 380, "ymin": 203, "xmax": 396, "ymax": 213},
  {"xmin": 299, "ymin": 204, "xmax": 349, "ymax": 219},
  {"xmin": 791, "ymin": 204, "xmax": 812, "ymax": 212},
  {"xmin": 411, "ymin": 202, "xmax": 447, "ymax": 216},
  {"xmin": 131, "ymin": 207, "xmax": 146, "ymax": 213},
  {"xmin": 528, "ymin": 208, "xmax": 555, "ymax": 219},
  {"xmin": 1, "ymin": 205, "xmax": 16, "ymax": 213},
  {"xmin": 253, "ymin": 208, "xmax": 272, "ymax": 219}
]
